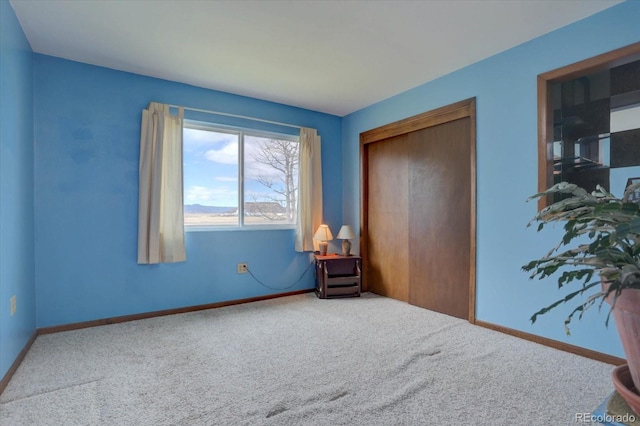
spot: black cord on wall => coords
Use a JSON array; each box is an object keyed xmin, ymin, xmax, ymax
[{"xmin": 245, "ymin": 260, "xmax": 315, "ymax": 291}]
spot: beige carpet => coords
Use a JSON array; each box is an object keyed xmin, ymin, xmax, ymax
[{"xmin": 0, "ymin": 293, "xmax": 617, "ymax": 425}]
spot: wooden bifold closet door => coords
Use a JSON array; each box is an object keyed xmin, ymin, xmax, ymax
[{"xmin": 361, "ymin": 99, "xmax": 476, "ymax": 320}]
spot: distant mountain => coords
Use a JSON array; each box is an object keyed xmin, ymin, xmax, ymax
[{"xmin": 184, "ymin": 204, "xmax": 236, "ymax": 214}]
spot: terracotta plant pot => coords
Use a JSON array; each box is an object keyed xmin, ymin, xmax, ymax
[
  {"xmin": 612, "ymin": 365, "xmax": 640, "ymax": 416},
  {"xmin": 604, "ymin": 282, "xmax": 640, "ymax": 414}
]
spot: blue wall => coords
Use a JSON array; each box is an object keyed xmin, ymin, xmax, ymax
[
  {"xmin": 33, "ymin": 55, "xmax": 342, "ymax": 327},
  {"xmin": 0, "ymin": 0, "xmax": 36, "ymax": 379},
  {"xmin": 342, "ymin": 1, "xmax": 640, "ymax": 358}
]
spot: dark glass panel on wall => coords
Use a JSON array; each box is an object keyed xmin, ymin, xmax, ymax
[{"xmin": 549, "ymin": 59, "xmax": 640, "ymax": 202}]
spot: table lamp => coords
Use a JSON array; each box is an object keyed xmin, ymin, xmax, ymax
[
  {"xmin": 313, "ymin": 224, "xmax": 333, "ymax": 256},
  {"xmin": 337, "ymin": 225, "xmax": 356, "ymax": 256}
]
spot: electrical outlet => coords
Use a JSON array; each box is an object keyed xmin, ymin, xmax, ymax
[
  {"xmin": 10, "ymin": 295, "xmax": 16, "ymax": 316},
  {"xmin": 237, "ymin": 263, "xmax": 248, "ymax": 274}
]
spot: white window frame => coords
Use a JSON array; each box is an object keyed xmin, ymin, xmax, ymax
[{"xmin": 183, "ymin": 120, "xmax": 299, "ymax": 232}]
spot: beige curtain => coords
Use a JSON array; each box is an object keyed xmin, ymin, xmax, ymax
[
  {"xmin": 295, "ymin": 127, "xmax": 323, "ymax": 252},
  {"xmin": 137, "ymin": 102, "xmax": 186, "ymax": 264}
]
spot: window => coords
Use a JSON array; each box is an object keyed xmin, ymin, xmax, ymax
[
  {"xmin": 183, "ymin": 121, "xmax": 299, "ymax": 229},
  {"xmin": 537, "ymin": 42, "xmax": 640, "ymax": 209}
]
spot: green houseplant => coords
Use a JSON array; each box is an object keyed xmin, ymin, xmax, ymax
[{"xmin": 523, "ymin": 181, "xmax": 640, "ymax": 414}]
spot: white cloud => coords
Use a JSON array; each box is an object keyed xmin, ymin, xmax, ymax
[
  {"xmin": 183, "ymin": 128, "xmax": 213, "ymax": 144},
  {"xmin": 216, "ymin": 176, "xmax": 237, "ymax": 182},
  {"xmin": 204, "ymin": 141, "xmax": 238, "ymax": 164},
  {"xmin": 184, "ymin": 185, "xmax": 236, "ymax": 206},
  {"xmin": 185, "ymin": 186, "xmax": 215, "ymax": 204},
  {"xmin": 184, "ymin": 128, "xmax": 235, "ymax": 145}
]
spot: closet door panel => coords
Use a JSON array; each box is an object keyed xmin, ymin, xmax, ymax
[
  {"xmin": 366, "ymin": 134, "xmax": 409, "ymax": 301},
  {"xmin": 408, "ymin": 118, "xmax": 471, "ymax": 319}
]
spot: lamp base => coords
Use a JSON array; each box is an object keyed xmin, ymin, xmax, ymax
[
  {"xmin": 319, "ymin": 241, "xmax": 328, "ymax": 256},
  {"xmin": 341, "ymin": 239, "xmax": 351, "ymax": 256}
]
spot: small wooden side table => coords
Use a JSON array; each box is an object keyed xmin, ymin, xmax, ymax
[{"xmin": 314, "ymin": 254, "xmax": 361, "ymax": 299}]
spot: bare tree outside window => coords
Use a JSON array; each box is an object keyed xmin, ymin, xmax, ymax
[{"xmin": 246, "ymin": 137, "xmax": 299, "ymax": 223}]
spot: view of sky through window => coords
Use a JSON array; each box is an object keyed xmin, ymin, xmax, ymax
[
  {"xmin": 183, "ymin": 127, "xmax": 239, "ymax": 208},
  {"xmin": 183, "ymin": 125, "xmax": 298, "ymax": 227}
]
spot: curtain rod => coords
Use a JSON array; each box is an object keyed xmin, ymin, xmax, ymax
[{"xmin": 168, "ymin": 104, "xmax": 303, "ymax": 130}]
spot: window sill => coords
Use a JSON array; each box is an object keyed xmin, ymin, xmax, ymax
[{"xmin": 185, "ymin": 225, "xmax": 296, "ymax": 232}]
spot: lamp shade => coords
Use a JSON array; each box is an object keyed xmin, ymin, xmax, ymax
[
  {"xmin": 313, "ymin": 224, "xmax": 333, "ymax": 241},
  {"xmin": 336, "ymin": 225, "xmax": 355, "ymax": 240}
]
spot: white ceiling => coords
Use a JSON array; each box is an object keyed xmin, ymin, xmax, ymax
[{"xmin": 9, "ymin": 0, "xmax": 622, "ymax": 117}]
